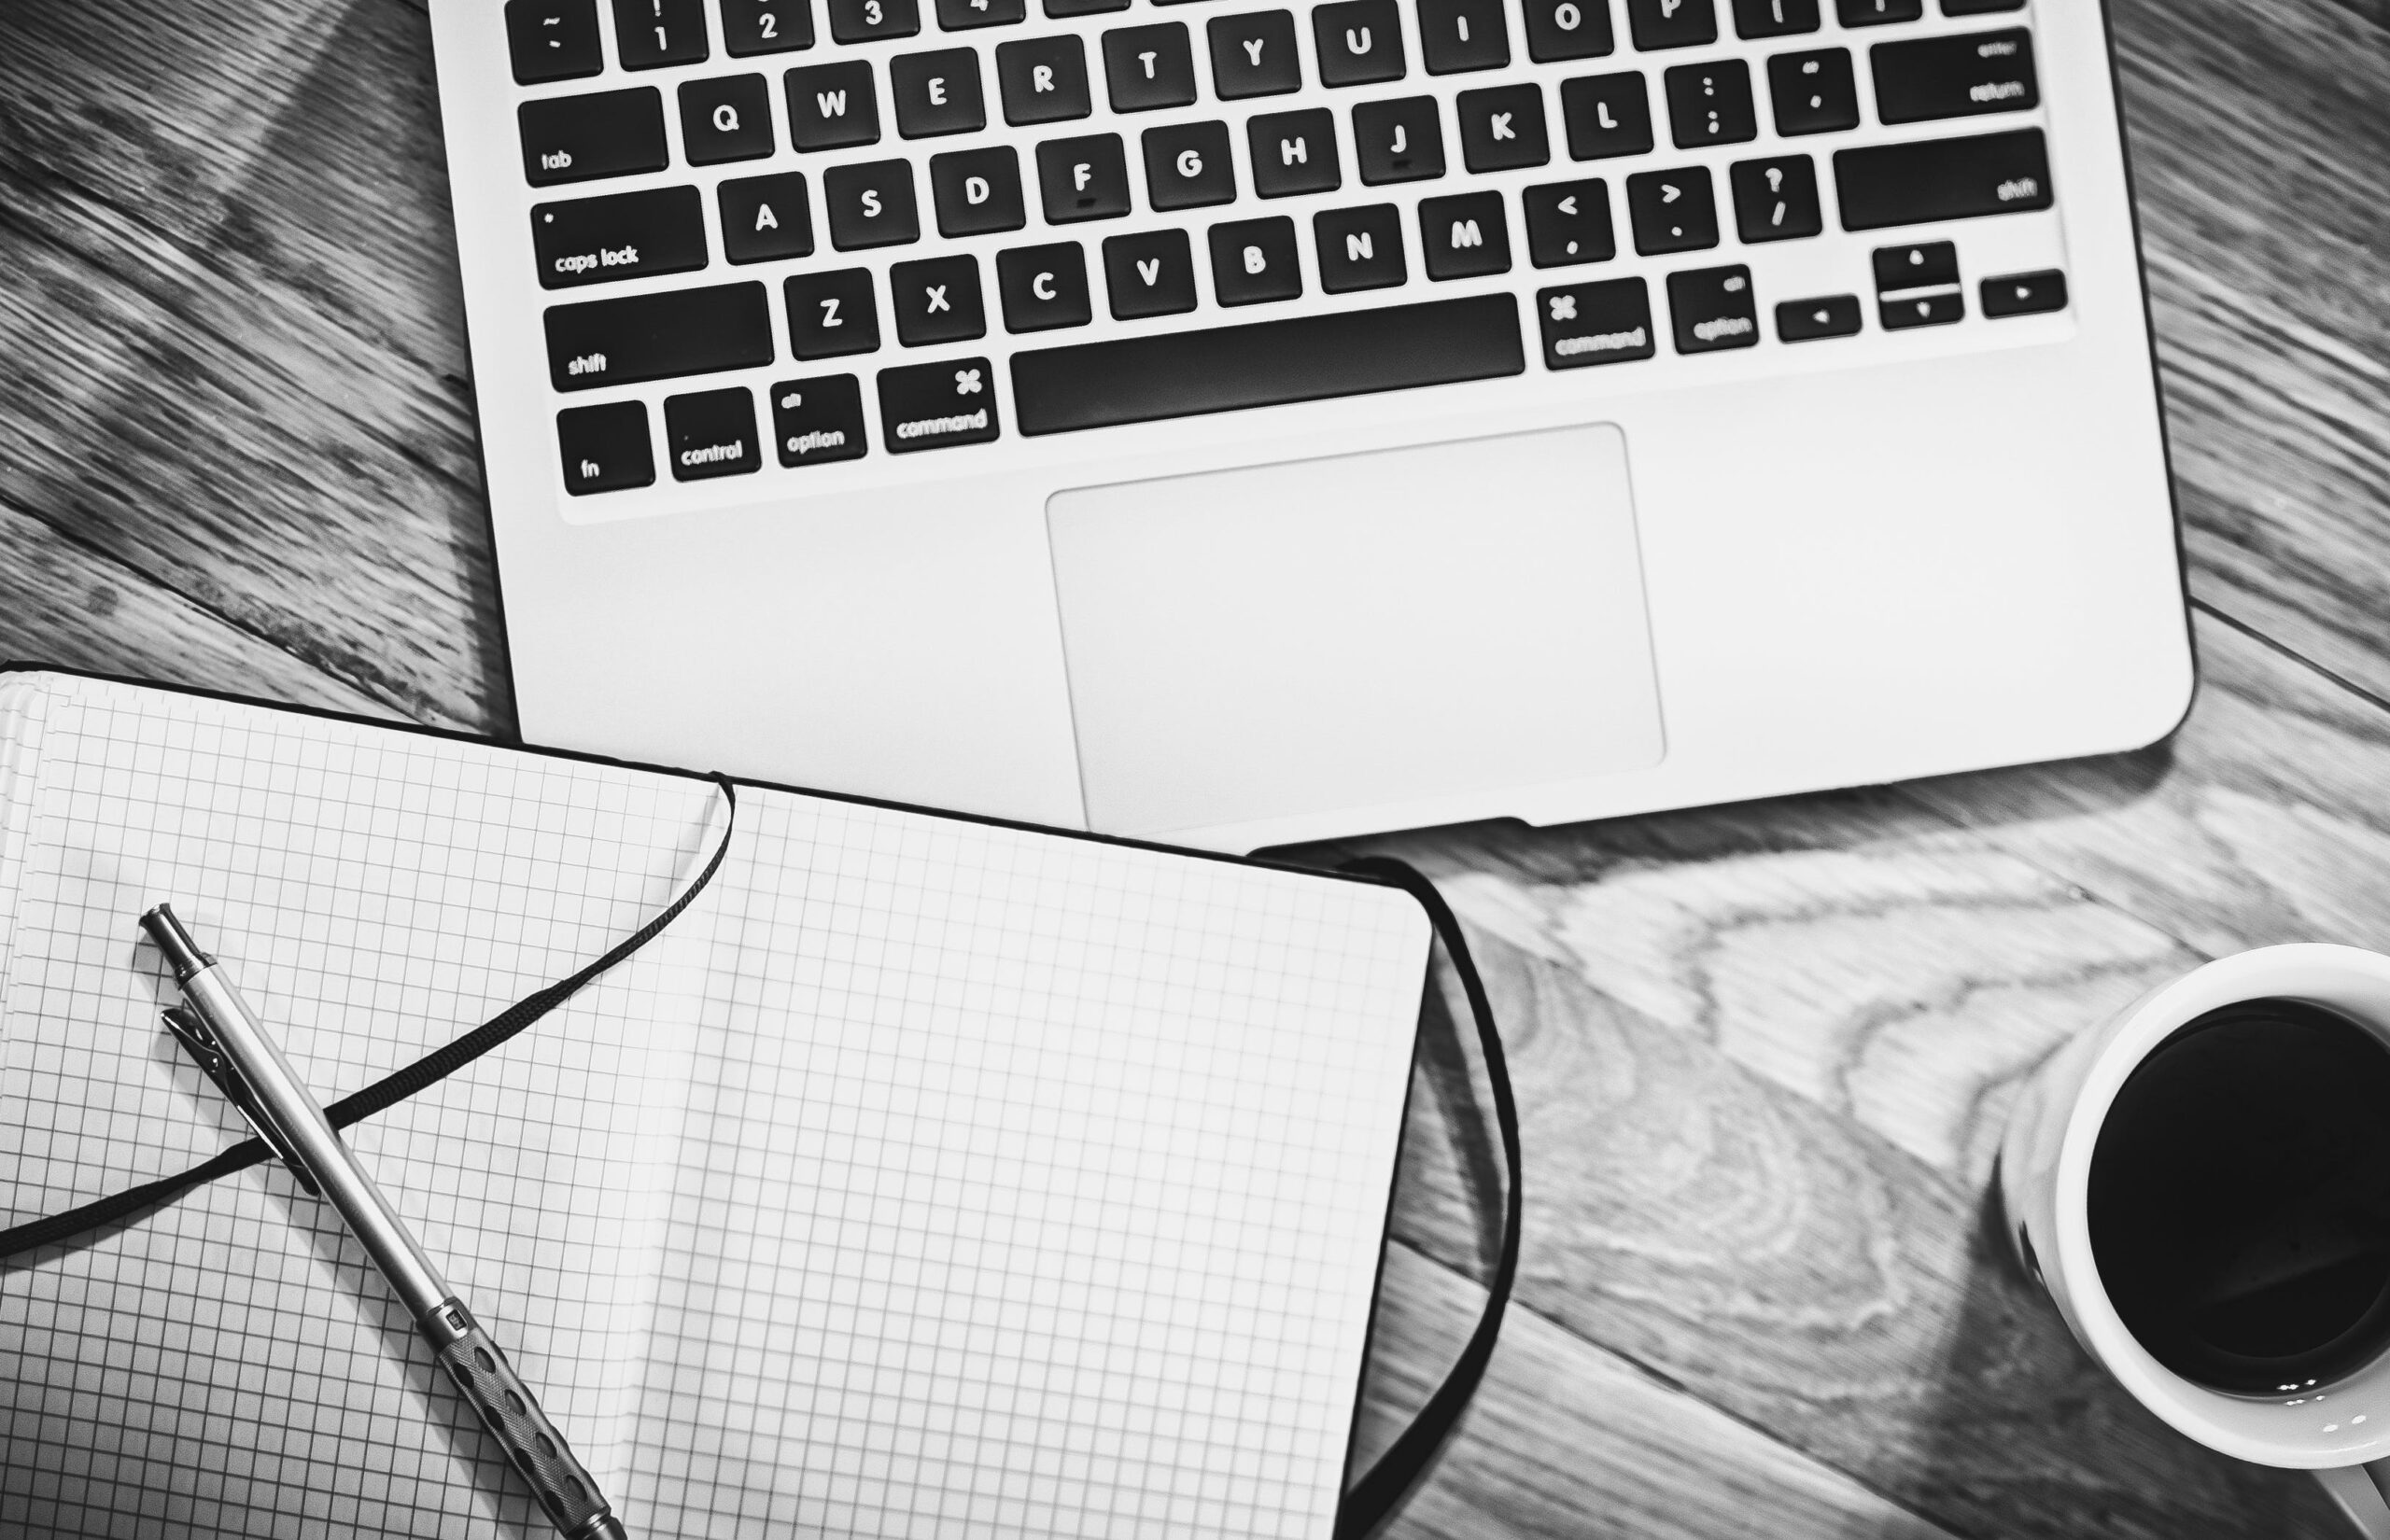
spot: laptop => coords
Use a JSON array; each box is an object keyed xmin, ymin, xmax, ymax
[{"xmin": 428, "ymin": 0, "xmax": 2188, "ymax": 852}]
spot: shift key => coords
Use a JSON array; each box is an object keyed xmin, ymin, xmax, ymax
[
  {"xmin": 546, "ymin": 282, "xmax": 774, "ymax": 390},
  {"xmin": 1834, "ymin": 128, "xmax": 2050, "ymax": 231}
]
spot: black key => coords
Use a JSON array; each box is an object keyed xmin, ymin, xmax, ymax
[
  {"xmin": 1418, "ymin": 190, "xmax": 1510, "ymax": 279},
  {"xmin": 681, "ymin": 76, "xmax": 777, "ymax": 163},
  {"xmin": 521, "ymin": 89, "xmax": 669, "ymax": 186},
  {"xmin": 826, "ymin": 0, "xmax": 920, "ymax": 38},
  {"xmin": 786, "ymin": 268, "xmax": 882, "ymax": 356},
  {"xmin": 823, "ymin": 160, "xmax": 921, "ymax": 247},
  {"xmin": 1104, "ymin": 230, "xmax": 1200, "ymax": 317},
  {"xmin": 1418, "ymin": 0, "xmax": 1510, "ymax": 74},
  {"xmin": 1881, "ymin": 289, "xmax": 1962, "ymax": 328},
  {"xmin": 719, "ymin": 172, "xmax": 815, "ymax": 262},
  {"xmin": 1727, "ymin": 155, "xmax": 1820, "ymax": 242},
  {"xmin": 1248, "ymin": 109, "xmax": 1342, "ymax": 196},
  {"xmin": 532, "ymin": 185, "xmax": 709, "ymax": 288},
  {"xmin": 1559, "ymin": 73, "xmax": 1652, "ymax": 160},
  {"xmin": 1981, "ymin": 268, "xmax": 2067, "ymax": 317},
  {"xmin": 1873, "ymin": 28, "xmax": 2036, "ymax": 124},
  {"xmin": 890, "ymin": 254, "xmax": 987, "ymax": 343},
  {"xmin": 769, "ymin": 374, "xmax": 870, "ymax": 465},
  {"xmin": 508, "ymin": 0, "xmax": 603, "ymax": 84},
  {"xmin": 724, "ymin": 0, "xmax": 815, "ymax": 53},
  {"xmin": 1835, "ymin": 128, "xmax": 2049, "ymax": 230},
  {"xmin": 1037, "ymin": 133, "xmax": 1132, "ymax": 220},
  {"xmin": 1010, "ymin": 293, "xmax": 1523, "ymax": 434},
  {"xmin": 665, "ymin": 386, "xmax": 761, "ymax": 479},
  {"xmin": 786, "ymin": 62, "xmax": 880, "ymax": 149},
  {"xmin": 1146, "ymin": 121, "xmax": 1239, "ymax": 208},
  {"xmin": 936, "ymin": 0, "xmax": 1027, "ymax": 26},
  {"xmin": 1730, "ymin": 0, "xmax": 1814, "ymax": 35},
  {"xmin": 1047, "ymin": 0, "xmax": 1131, "ymax": 14},
  {"xmin": 1536, "ymin": 276, "xmax": 1652, "ymax": 367},
  {"xmin": 1104, "ymin": 23, "xmax": 1199, "ymax": 111},
  {"xmin": 879, "ymin": 357, "xmax": 1000, "ymax": 450},
  {"xmin": 1523, "ymin": 178, "xmax": 1613, "ymax": 266},
  {"xmin": 614, "ymin": 0, "xmax": 710, "ymax": 65},
  {"xmin": 1767, "ymin": 48, "xmax": 1857, "ymax": 135},
  {"xmin": 997, "ymin": 35, "xmax": 1092, "ymax": 123},
  {"xmin": 1624, "ymin": 0, "xmax": 1714, "ymax": 49},
  {"xmin": 557, "ymin": 400, "xmax": 655, "ymax": 493},
  {"xmin": 930, "ymin": 147, "xmax": 1027, "ymax": 234},
  {"xmin": 1776, "ymin": 293, "xmax": 1861, "ymax": 340},
  {"xmin": 890, "ymin": 49, "xmax": 986, "ymax": 137},
  {"xmin": 545, "ymin": 281, "xmax": 773, "ymax": 390},
  {"xmin": 1837, "ymin": 0, "xmax": 1920, "ymax": 22},
  {"xmin": 1943, "ymin": 0, "xmax": 2024, "ymax": 12},
  {"xmin": 1523, "ymin": 0, "xmax": 1612, "ymax": 62},
  {"xmin": 1209, "ymin": 216, "xmax": 1303, "ymax": 303},
  {"xmin": 1664, "ymin": 60, "xmax": 1754, "ymax": 147},
  {"xmin": 1666, "ymin": 264, "xmax": 1757, "ymax": 352},
  {"xmin": 1210, "ymin": 11, "xmax": 1303, "ymax": 98},
  {"xmin": 996, "ymin": 243, "xmax": 1094, "ymax": 330},
  {"xmin": 1872, "ymin": 239, "xmax": 1957, "ymax": 289},
  {"xmin": 1314, "ymin": 204, "xmax": 1408, "ymax": 291},
  {"xmin": 1353, "ymin": 98, "xmax": 1446, "ymax": 183},
  {"xmin": 1624, "ymin": 166, "xmax": 1715, "ymax": 254},
  {"xmin": 1457, "ymin": 84, "xmax": 1549, "ymax": 172},
  {"xmin": 1314, "ymin": 0, "xmax": 1407, "ymax": 85}
]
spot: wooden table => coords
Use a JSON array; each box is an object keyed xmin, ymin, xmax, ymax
[{"xmin": 3, "ymin": 0, "xmax": 2384, "ymax": 1533}]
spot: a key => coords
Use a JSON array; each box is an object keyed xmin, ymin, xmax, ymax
[
  {"xmin": 680, "ymin": 76, "xmax": 776, "ymax": 163},
  {"xmin": 1457, "ymin": 84, "xmax": 1550, "ymax": 172},
  {"xmin": 1210, "ymin": 216, "xmax": 1304, "ymax": 303},
  {"xmin": 1104, "ymin": 23, "xmax": 1200, "ymax": 111},
  {"xmin": 1037, "ymin": 134, "xmax": 1132, "ymax": 220},
  {"xmin": 1559, "ymin": 73, "xmax": 1652, "ymax": 161},
  {"xmin": 890, "ymin": 255, "xmax": 986, "ymax": 344},
  {"xmin": 996, "ymin": 243, "xmax": 1093, "ymax": 330},
  {"xmin": 1047, "ymin": 0, "xmax": 1132, "ymax": 14},
  {"xmin": 1010, "ymin": 294, "xmax": 1523, "ymax": 433},
  {"xmin": 1536, "ymin": 276, "xmax": 1652, "ymax": 367},
  {"xmin": 1314, "ymin": 0, "xmax": 1406, "ymax": 85},
  {"xmin": 879, "ymin": 357, "xmax": 1001, "ymax": 451},
  {"xmin": 507, "ymin": 0, "xmax": 603, "ymax": 84},
  {"xmin": 826, "ymin": 0, "xmax": 920, "ymax": 42},
  {"xmin": 1775, "ymin": 294, "xmax": 1861, "ymax": 341},
  {"xmin": 1418, "ymin": 190, "xmax": 1510, "ymax": 279},
  {"xmin": 891, "ymin": 49, "xmax": 987, "ymax": 137},
  {"xmin": 1522, "ymin": 0, "xmax": 1612, "ymax": 63},
  {"xmin": 1726, "ymin": 155, "xmax": 1820, "ymax": 242},
  {"xmin": 722, "ymin": 0, "xmax": 815, "ymax": 54},
  {"xmin": 1522, "ymin": 178, "xmax": 1613, "ymax": 267},
  {"xmin": 785, "ymin": 268, "xmax": 882, "ymax": 357},
  {"xmin": 664, "ymin": 386, "xmax": 761, "ymax": 480},
  {"xmin": 1145, "ymin": 121, "xmax": 1239, "ymax": 208},
  {"xmin": 1418, "ymin": 0, "xmax": 1511, "ymax": 74},
  {"xmin": 520, "ymin": 89, "xmax": 668, "ymax": 187},
  {"xmin": 1248, "ymin": 108, "xmax": 1343, "ymax": 196},
  {"xmin": 1353, "ymin": 98, "xmax": 1446, "ymax": 183},
  {"xmin": 556, "ymin": 400, "xmax": 655, "ymax": 493},
  {"xmin": 1623, "ymin": 0, "xmax": 1715, "ymax": 50},
  {"xmin": 823, "ymin": 160, "xmax": 921, "ymax": 247},
  {"xmin": 786, "ymin": 62, "xmax": 880, "ymax": 150},
  {"xmin": 1210, "ymin": 11, "xmax": 1303, "ymax": 98},
  {"xmin": 1624, "ymin": 166, "xmax": 1717, "ymax": 254},
  {"xmin": 613, "ymin": 0, "xmax": 710, "ymax": 66},
  {"xmin": 936, "ymin": 0, "xmax": 1027, "ymax": 28},
  {"xmin": 1666, "ymin": 264, "xmax": 1758, "ymax": 353},
  {"xmin": 544, "ymin": 281, "xmax": 774, "ymax": 389},
  {"xmin": 1981, "ymin": 268, "xmax": 2067, "ymax": 317},
  {"xmin": 1103, "ymin": 230, "xmax": 1200, "ymax": 317},
  {"xmin": 1834, "ymin": 128, "xmax": 2050, "ymax": 230},
  {"xmin": 997, "ymin": 35, "xmax": 1092, "ymax": 124},
  {"xmin": 930, "ymin": 147, "xmax": 1026, "ymax": 234},
  {"xmin": 1314, "ymin": 204, "xmax": 1409, "ymax": 292},
  {"xmin": 1729, "ymin": 0, "xmax": 1814, "ymax": 36},
  {"xmin": 532, "ymin": 186, "xmax": 709, "ymax": 287},
  {"xmin": 1836, "ymin": 0, "xmax": 1919, "ymax": 23},
  {"xmin": 718, "ymin": 172, "xmax": 815, "ymax": 262},
  {"xmin": 1872, "ymin": 29, "xmax": 2037, "ymax": 125},
  {"xmin": 769, "ymin": 374, "xmax": 870, "ymax": 465},
  {"xmin": 1766, "ymin": 48, "xmax": 1857, "ymax": 136},
  {"xmin": 1664, "ymin": 60, "xmax": 1754, "ymax": 147}
]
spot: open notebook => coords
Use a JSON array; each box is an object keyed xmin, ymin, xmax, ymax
[{"xmin": 0, "ymin": 671, "xmax": 1429, "ymax": 1538}]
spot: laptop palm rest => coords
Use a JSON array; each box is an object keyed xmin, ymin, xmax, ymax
[{"xmin": 1046, "ymin": 423, "xmax": 1666, "ymax": 839}]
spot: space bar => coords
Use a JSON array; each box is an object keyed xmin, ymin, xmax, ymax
[{"xmin": 1009, "ymin": 294, "xmax": 1525, "ymax": 436}]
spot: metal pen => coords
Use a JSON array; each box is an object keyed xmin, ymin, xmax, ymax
[{"xmin": 140, "ymin": 903, "xmax": 629, "ymax": 1540}]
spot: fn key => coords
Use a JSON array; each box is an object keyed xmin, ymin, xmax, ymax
[{"xmin": 557, "ymin": 401, "xmax": 656, "ymax": 494}]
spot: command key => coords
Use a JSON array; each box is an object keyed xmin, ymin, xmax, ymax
[{"xmin": 878, "ymin": 357, "xmax": 1002, "ymax": 453}]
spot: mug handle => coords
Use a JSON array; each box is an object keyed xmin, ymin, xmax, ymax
[{"xmin": 2314, "ymin": 1463, "xmax": 2390, "ymax": 1537}]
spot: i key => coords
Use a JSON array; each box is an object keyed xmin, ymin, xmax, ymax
[{"xmin": 1418, "ymin": 0, "xmax": 1510, "ymax": 74}]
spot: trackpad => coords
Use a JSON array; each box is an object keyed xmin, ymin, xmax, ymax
[{"xmin": 1046, "ymin": 424, "xmax": 1665, "ymax": 838}]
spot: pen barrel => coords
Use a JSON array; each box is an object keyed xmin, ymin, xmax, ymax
[{"xmin": 423, "ymin": 1298, "xmax": 626, "ymax": 1540}]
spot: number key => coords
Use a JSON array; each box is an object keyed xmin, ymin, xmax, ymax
[
  {"xmin": 827, "ymin": 0, "xmax": 921, "ymax": 43},
  {"xmin": 721, "ymin": 0, "xmax": 815, "ymax": 54},
  {"xmin": 612, "ymin": 0, "xmax": 710, "ymax": 66},
  {"xmin": 935, "ymin": 0, "xmax": 1028, "ymax": 25},
  {"xmin": 507, "ymin": 0, "xmax": 603, "ymax": 84}
]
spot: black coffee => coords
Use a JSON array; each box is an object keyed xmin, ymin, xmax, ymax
[{"xmin": 2089, "ymin": 998, "xmax": 2390, "ymax": 1395}]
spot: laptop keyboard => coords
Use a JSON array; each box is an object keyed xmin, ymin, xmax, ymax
[{"xmin": 506, "ymin": 0, "xmax": 2062, "ymax": 494}]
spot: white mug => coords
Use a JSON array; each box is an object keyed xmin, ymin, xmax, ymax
[{"xmin": 1999, "ymin": 944, "xmax": 2390, "ymax": 1536}]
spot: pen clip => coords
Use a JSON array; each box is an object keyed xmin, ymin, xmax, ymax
[{"xmin": 162, "ymin": 1005, "xmax": 322, "ymax": 1197}]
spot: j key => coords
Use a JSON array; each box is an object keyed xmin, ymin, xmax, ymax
[
  {"xmin": 1872, "ymin": 239, "xmax": 1957, "ymax": 290},
  {"xmin": 1523, "ymin": 178, "xmax": 1613, "ymax": 266},
  {"xmin": 787, "ymin": 62, "xmax": 880, "ymax": 149},
  {"xmin": 723, "ymin": 0, "xmax": 814, "ymax": 54},
  {"xmin": 1314, "ymin": 0, "xmax": 1407, "ymax": 85},
  {"xmin": 1419, "ymin": 190, "xmax": 1510, "ymax": 279},
  {"xmin": 1666, "ymin": 264, "xmax": 1758, "ymax": 353},
  {"xmin": 1834, "ymin": 128, "xmax": 2050, "ymax": 230},
  {"xmin": 719, "ymin": 172, "xmax": 815, "ymax": 262},
  {"xmin": 1146, "ymin": 121, "xmax": 1239, "ymax": 208},
  {"xmin": 680, "ymin": 77, "xmax": 776, "ymax": 163},
  {"xmin": 1836, "ymin": 0, "xmax": 1919, "ymax": 23},
  {"xmin": 532, "ymin": 186, "xmax": 709, "ymax": 288},
  {"xmin": 997, "ymin": 35, "xmax": 1092, "ymax": 124},
  {"xmin": 613, "ymin": 0, "xmax": 710, "ymax": 66},
  {"xmin": 1726, "ymin": 155, "xmax": 1821, "ymax": 242},
  {"xmin": 1457, "ymin": 85, "xmax": 1549, "ymax": 172},
  {"xmin": 769, "ymin": 374, "xmax": 870, "ymax": 466},
  {"xmin": 1048, "ymin": 0, "xmax": 1132, "ymax": 15},
  {"xmin": 665, "ymin": 386, "xmax": 761, "ymax": 480},
  {"xmin": 557, "ymin": 400, "xmax": 655, "ymax": 493},
  {"xmin": 1523, "ymin": 0, "xmax": 1613, "ymax": 63},
  {"xmin": 890, "ymin": 254, "xmax": 987, "ymax": 344},
  {"xmin": 1872, "ymin": 29, "xmax": 2037, "ymax": 124},
  {"xmin": 1624, "ymin": 0, "xmax": 1715, "ymax": 50},
  {"xmin": 1418, "ymin": 0, "xmax": 1510, "ymax": 74},
  {"xmin": 891, "ymin": 49, "xmax": 987, "ymax": 137},
  {"xmin": 930, "ymin": 147, "xmax": 1026, "ymax": 234},
  {"xmin": 1010, "ymin": 292, "xmax": 1524, "ymax": 434},
  {"xmin": 879, "ymin": 357, "xmax": 1001, "ymax": 452},
  {"xmin": 1211, "ymin": 11, "xmax": 1303, "ymax": 98},
  {"xmin": 507, "ymin": 0, "xmax": 602, "ymax": 84},
  {"xmin": 1104, "ymin": 230, "xmax": 1201, "ymax": 317},
  {"xmin": 823, "ymin": 160, "xmax": 922, "ymax": 247},
  {"xmin": 786, "ymin": 268, "xmax": 881, "ymax": 357},
  {"xmin": 1037, "ymin": 134, "xmax": 1132, "ymax": 220},
  {"xmin": 1767, "ymin": 49, "xmax": 1858, "ymax": 136},
  {"xmin": 545, "ymin": 281, "xmax": 773, "ymax": 390},
  {"xmin": 1536, "ymin": 276, "xmax": 1652, "ymax": 368},
  {"xmin": 1560, "ymin": 73, "xmax": 1653, "ymax": 161},
  {"xmin": 1776, "ymin": 293, "xmax": 1861, "ymax": 341},
  {"xmin": 1665, "ymin": 61, "xmax": 1754, "ymax": 147},
  {"xmin": 1353, "ymin": 97, "xmax": 1446, "ymax": 183},
  {"xmin": 996, "ymin": 243, "xmax": 1093, "ymax": 330},
  {"xmin": 521, "ymin": 90, "xmax": 668, "ymax": 187},
  {"xmin": 1104, "ymin": 23, "xmax": 1200, "ymax": 111},
  {"xmin": 1624, "ymin": 166, "xmax": 1716, "ymax": 254},
  {"xmin": 826, "ymin": 0, "xmax": 920, "ymax": 42},
  {"xmin": 1314, "ymin": 204, "xmax": 1408, "ymax": 291},
  {"xmin": 1210, "ymin": 216, "xmax": 1304, "ymax": 303},
  {"xmin": 1981, "ymin": 268, "xmax": 2067, "ymax": 316},
  {"xmin": 937, "ymin": 0, "xmax": 1028, "ymax": 27},
  {"xmin": 1729, "ymin": 0, "xmax": 1815, "ymax": 37},
  {"xmin": 1249, "ymin": 109, "xmax": 1342, "ymax": 196}
]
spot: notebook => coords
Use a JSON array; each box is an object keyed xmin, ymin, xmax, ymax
[{"xmin": 0, "ymin": 670, "xmax": 1430, "ymax": 1539}]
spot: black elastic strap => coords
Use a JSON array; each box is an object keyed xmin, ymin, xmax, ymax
[
  {"xmin": 1335, "ymin": 856, "xmax": 1523, "ymax": 1540},
  {"xmin": 0, "ymin": 777, "xmax": 738, "ymax": 1263}
]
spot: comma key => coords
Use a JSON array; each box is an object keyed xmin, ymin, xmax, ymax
[{"xmin": 878, "ymin": 357, "xmax": 1002, "ymax": 452}]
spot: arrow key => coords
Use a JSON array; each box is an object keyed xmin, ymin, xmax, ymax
[
  {"xmin": 1774, "ymin": 293, "xmax": 1862, "ymax": 342},
  {"xmin": 1624, "ymin": 166, "xmax": 1718, "ymax": 255},
  {"xmin": 1524, "ymin": 178, "xmax": 1615, "ymax": 268}
]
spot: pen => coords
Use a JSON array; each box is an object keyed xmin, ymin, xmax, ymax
[{"xmin": 139, "ymin": 903, "xmax": 629, "ymax": 1540}]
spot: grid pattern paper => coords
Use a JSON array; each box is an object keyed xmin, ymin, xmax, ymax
[{"xmin": 0, "ymin": 675, "xmax": 1429, "ymax": 1539}]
